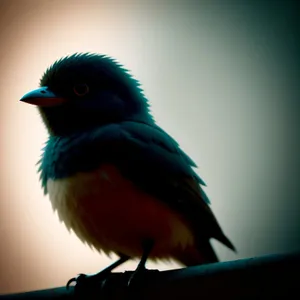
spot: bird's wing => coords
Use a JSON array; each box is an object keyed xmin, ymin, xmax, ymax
[
  {"xmin": 94, "ymin": 121, "xmax": 235, "ymax": 251},
  {"xmin": 39, "ymin": 121, "xmax": 235, "ymax": 252}
]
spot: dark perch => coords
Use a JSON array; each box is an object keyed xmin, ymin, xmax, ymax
[{"xmin": 1, "ymin": 251, "xmax": 299, "ymax": 300}]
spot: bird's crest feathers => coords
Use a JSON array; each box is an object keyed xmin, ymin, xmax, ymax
[{"xmin": 39, "ymin": 52, "xmax": 150, "ymax": 108}]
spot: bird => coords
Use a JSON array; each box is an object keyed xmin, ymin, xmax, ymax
[{"xmin": 20, "ymin": 53, "xmax": 235, "ymax": 290}]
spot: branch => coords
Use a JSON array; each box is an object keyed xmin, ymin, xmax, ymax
[{"xmin": 1, "ymin": 251, "xmax": 299, "ymax": 299}]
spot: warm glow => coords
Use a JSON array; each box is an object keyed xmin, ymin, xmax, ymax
[{"xmin": 0, "ymin": 0, "xmax": 299, "ymax": 294}]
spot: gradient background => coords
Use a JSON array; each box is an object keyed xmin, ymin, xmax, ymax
[{"xmin": 0, "ymin": 0, "xmax": 299, "ymax": 294}]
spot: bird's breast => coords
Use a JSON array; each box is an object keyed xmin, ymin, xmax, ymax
[{"xmin": 47, "ymin": 164, "xmax": 194, "ymax": 258}]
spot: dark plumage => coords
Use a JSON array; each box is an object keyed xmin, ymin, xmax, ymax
[
  {"xmin": 38, "ymin": 53, "xmax": 153, "ymax": 136},
  {"xmin": 21, "ymin": 52, "xmax": 235, "ymax": 273}
]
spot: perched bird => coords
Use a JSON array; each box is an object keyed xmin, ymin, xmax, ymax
[{"xmin": 20, "ymin": 53, "xmax": 235, "ymax": 288}]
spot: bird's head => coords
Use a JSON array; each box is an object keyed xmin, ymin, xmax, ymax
[{"xmin": 20, "ymin": 53, "xmax": 154, "ymax": 136}]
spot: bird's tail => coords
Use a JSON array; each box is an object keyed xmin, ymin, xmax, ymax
[{"xmin": 173, "ymin": 240, "xmax": 219, "ymax": 266}]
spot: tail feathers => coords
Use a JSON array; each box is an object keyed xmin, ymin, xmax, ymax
[
  {"xmin": 173, "ymin": 241, "xmax": 219, "ymax": 267},
  {"xmin": 174, "ymin": 233, "xmax": 236, "ymax": 267},
  {"xmin": 216, "ymin": 233, "xmax": 236, "ymax": 252}
]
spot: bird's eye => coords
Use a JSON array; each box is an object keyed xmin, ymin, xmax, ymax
[{"xmin": 73, "ymin": 83, "xmax": 89, "ymax": 97}]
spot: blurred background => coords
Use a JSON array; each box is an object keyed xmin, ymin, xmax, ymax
[{"xmin": 0, "ymin": 0, "xmax": 299, "ymax": 294}]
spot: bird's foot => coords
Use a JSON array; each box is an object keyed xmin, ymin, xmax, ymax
[
  {"xmin": 127, "ymin": 267, "xmax": 146, "ymax": 288},
  {"xmin": 66, "ymin": 255, "xmax": 130, "ymax": 296},
  {"xmin": 127, "ymin": 268, "xmax": 159, "ymax": 289},
  {"xmin": 66, "ymin": 271, "xmax": 110, "ymax": 296}
]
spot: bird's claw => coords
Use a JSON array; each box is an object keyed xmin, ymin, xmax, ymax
[
  {"xmin": 127, "ymin": 268, "xmax": 159, "ymax": 288},
  {"xmin": 66, "ymin": 273, "xmax": 87, "ymax": 290},
  {"xmin": 127, "ymin": 270, "xmax": 144, "ymax": 287},
  {"xmin": 66, "ymin": 272, "xmax": 111, "ymax": 297}
]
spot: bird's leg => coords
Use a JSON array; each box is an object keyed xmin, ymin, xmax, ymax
[
  {"xmin": 66, "ymin": 254, "xmax": 130, "ymax": 290},
  {"xmin": 127, "ymin": 239, "xmax": 154, "ymax": 287}
]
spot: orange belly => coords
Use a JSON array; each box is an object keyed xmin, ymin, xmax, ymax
[{"xmin": 47, "ymin": 164, "xmax": 194, "ymax": 259}]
